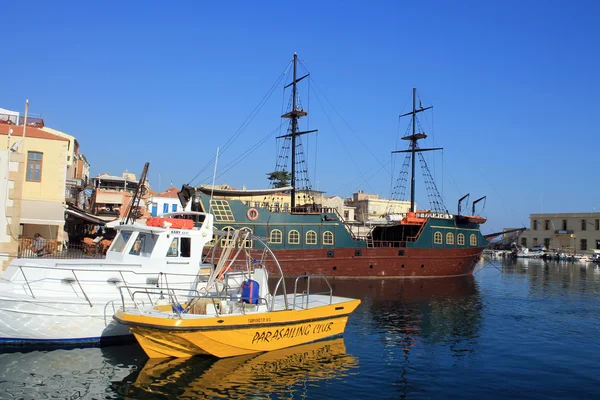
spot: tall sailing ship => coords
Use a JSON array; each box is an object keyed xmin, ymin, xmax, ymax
[{"xmin": 179, "ymin": 54, "xmax": 492, "ymax": 278}]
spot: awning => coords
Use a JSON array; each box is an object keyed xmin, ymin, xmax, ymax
[
  {"xmin": 95, "ymin": 192, "xmax": 123, "ymax": 204},
  {"xmin": 65, "ymin": 207, "xmax": 107, "ymax": 225},
  {"xmin": 20, "ymin": 200, "xmax": 65, "ymax": 225}
]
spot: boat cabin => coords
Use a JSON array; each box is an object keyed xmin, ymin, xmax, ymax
[{"xmin": 105, "ymin": 212, "xmax": 215, "ymax": 268}]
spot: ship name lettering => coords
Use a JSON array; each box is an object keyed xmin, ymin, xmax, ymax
[{"xmin": 252, "ymin": 324, "xmax": 312, "ymax": 344}]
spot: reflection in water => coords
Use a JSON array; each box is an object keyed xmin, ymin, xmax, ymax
[
  {"xmin": 501, "ymin": 258, "xmax": 600, "ymax": 296},
  {"xmin": 329, "ymin": 276, "xmax": 482, "ymax": 346},
  {"xmin": 326, "ymin": 276, "xmax": 483, "ymax": 399},
  {"xmin": 0, "ymin": 344, "xmax": 146, "ymax": 399},
  {"xmin": 114, "ymin": 338, "xmax": 358, "ymax": 399}
]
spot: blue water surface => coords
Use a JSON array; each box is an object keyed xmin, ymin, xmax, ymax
[{"xmin": 1, "ymin": 258, "xmax": 599, "ymax": 399}]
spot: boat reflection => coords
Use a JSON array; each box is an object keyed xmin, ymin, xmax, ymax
[
  {"xmin": 501, "ymin": 257, "xmax": 600, "ymax": 295},
  {"xmin": 0, "ymin": 343, "xmax": 146, "ymax": 399},
  {"xmin": 316, "ymin": 276, "xmax": 483, "ymax": 354},
  {"xmin": 115, "ymin": 338, "xmax": 358, "ymax": 399}
]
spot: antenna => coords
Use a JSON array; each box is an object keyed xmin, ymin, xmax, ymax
[
  {"xmin": 22, "ymin": 100, "xmax": 29, "ymax": 141},
  {"xmin": 209, "ymin": 147, "xmax": 219, "ymax": 215}
]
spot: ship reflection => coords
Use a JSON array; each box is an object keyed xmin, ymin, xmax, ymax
[
  {"xmin": 114, "ymin": 338, "xmax": 358, "ymax": 399},
  {"xmin": 293, "ymin": 276, "xmax": 482, "ymax": 354}
]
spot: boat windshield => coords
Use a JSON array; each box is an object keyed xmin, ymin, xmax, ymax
[
  {"xmin": 129, "ymin": 232, "xmax": 159, "ymax": 257},
  {"xmin": 109, "ymin": 231, "xmax": 133, "ymax": 253}
]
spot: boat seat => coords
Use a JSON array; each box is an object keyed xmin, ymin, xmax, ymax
[{"xmin": 188, "ymin": 298, "xmax": 221, "ymax": 314}]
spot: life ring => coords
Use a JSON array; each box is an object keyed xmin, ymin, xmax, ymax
[{"xmin": 247, "ymin": 208, "xmax": 259, "ymax": 221}]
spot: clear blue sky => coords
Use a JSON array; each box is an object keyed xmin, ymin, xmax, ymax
[{"xmin": 2, "ymin": 0, "xmax": 599, "ymax": 234}]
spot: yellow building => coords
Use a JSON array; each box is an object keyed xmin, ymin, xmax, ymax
[
  {"xmin": 42, "ymin": 126, "xmax": 90, "ymax": 181},
  {"xmin": 0, "ymin": 124, "xmax": 69, "ymax": 253}
]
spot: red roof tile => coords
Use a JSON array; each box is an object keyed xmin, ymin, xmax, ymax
[
  {"xmin": 156, "ymin": 187, "xmax": 180, "ymax": 198},
  {"xmin": 0, "ymin": 124, "xmax": 69, "ymax": 142}
]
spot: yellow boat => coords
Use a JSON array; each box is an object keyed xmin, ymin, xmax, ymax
[{"xmin": 114, "ymin": 230, "xmax": 360, "ymax": 358}]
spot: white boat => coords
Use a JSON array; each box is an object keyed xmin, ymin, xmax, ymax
[{"xmin": 0, "ymin": 211, "xmax": 222, "ymax": 345}]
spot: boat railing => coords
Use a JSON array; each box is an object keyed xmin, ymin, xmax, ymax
[
  {"xmin": 121, "ymin": 286, "xmax": 203, "ymax": 314},
  {"xmin": 11, "ymin": 264, "xmax": 203, "ymax": 307},
  {"xmin": 122, "ymin": 286, "xmax": 273, "ymax": 317},
  {"xmin": 292, "ymin": 274, "xmax": 333, "ymax": 310}
]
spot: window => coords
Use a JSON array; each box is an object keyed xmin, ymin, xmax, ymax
[
  {"xmin": 446, "ymin": 232, "xmax": 454, "ymax": 245},
  {"xmin": 521, "ymin": 237, "xmax": 527, "ymax": 247},
  {"xmin": 26, "ymin": 151, "xmax": 43, "ymax": 182},
  {"xmin": 283, "ymin": 204, "xmax": 289, "ymax": 212},
  {"xmin": 172, "ymin": 204, "xmax": 177, "ymax": 212},
  {"xmin": 110, "ymin": 231, "xmax": 132, "ymax": 253},
  {"xmin": 270, "ymin": 229, "xmax": 282, "ymax": 244},
  {"xmin": 306, "ymin": 230, "xmax": 317, "ymax": 244},
  {"xmin": 581, "ymin": 239, "xmax": 587, "ymax": 251},
  {"xmin": 240, "ymin": 227, "xmax": 253, "ymax": 248},
  {"xmin": 545, "ymin": 220, "xmax": 549, "ymax": 230},
  {"xmin": 129, "ymin": 232, "xmax": 159, "ymax": 257},
  {"xmin": 562, "ymin": 220, "xmax": 567, "ymax": 230},
  {"xmin": 596, "ymin": 219, "xmax": 599, "ymax": 231},
  {"xmin": 533, "ymin": 220, "xmax": 538, "ymax": 230},
  {"xmin": 254, "ymin": 202, "xmax": 260, "ymax": 208},
  {"xmin": 582, "ymin": 220, "xmax": 587, "ymax": 231},
  {"xmin": 220, "ymin": 226, "xmax": 235, "ymax": 247},
  {"xmin": 470, "ymin": 234, "xmax": 477, "ymax": 246},
  {"xmin": 167, "ymin": 238, "xmax": 179, "ymax": 257},
  {"xmin": 163, "ymin": 203, "xmax": 169, "ymax": 214},
  {"xmin": 210, "ymin": 200, "xmax": 235, "ymax": 221},
  {"xmin": 288, "ymin": 230, "xmax": 300, "ymax": 244},
  {"xmin": 434, "ymin": 232, "xmax": 442, "ymax": 244},
  {"xmin": 323, "ymin": 231, "xmax": 334, "ymax": 245},
  {"xmin": 597, "ymin": 240, "xmax": 600, "ymax": 250},
  {"xmin": 344, "ymin": 211, "xmax": 349, "ymax": 219},
  {"xmin": 180, "ymin": 237, "xmax": 191, "ymax": 257},
  {"xmin": 533, "ymin": 238, "xmax": 538, "ymax": 246},
  {"xmin": 457, "ymin": 233, "xmax": 465, "ymax": 245},
  {"xmin": 544, "ymin": 238, "xmax": 550, "ymax": 249}
]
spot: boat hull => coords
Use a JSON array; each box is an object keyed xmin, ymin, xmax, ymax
[
  {"xmin": 115, "ymin": 298, "xmax": 361, "ymax": 358},
  {"xmin": 0, "ymin": 296, "xmax": 131, "ymax": 344},
  {"xmin": 246, "ymin": 246, "xmax": 484, "ymax": 278}
]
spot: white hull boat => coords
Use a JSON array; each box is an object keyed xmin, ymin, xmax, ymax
[{"xmin": 0, "ymin": 211, "xmax": 223, "ymax": 345}]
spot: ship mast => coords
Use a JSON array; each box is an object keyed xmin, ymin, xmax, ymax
[
  {"xmin": 277, "ymin": 53, "xmax": 317, "ymax": 211},
  {"xmin": 393, "ymin": 88, "xmax": 442, "ymax": 213}
]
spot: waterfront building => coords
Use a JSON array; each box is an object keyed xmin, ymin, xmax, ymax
[
  {"xmin": 0, "ymin": 124, "xmax": 70, "ymax": 268},
  {"xmin": 517, "ymin": 212, "xmax": 600, "ymax": 254},
  {"xmin": 149, "ymin": 187, "xmax": 181, "ymax": 216},
  {"xmin": 345, "ymin": 190, "xmax": 411, "ymax": 223},
  {"xmin": 91, "ymin": 172, "xmax": 150, "ymax": 221},
  {"xmin": 41, "ymin": 127, "xmax": 91, "ymax": 209}
]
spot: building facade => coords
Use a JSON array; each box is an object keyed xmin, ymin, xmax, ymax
[
  {"xmin": 92, "ymin": 172, "xmax": 150, "ymax": 221},
  {"xmin": 149, "ymin": 187, "xmax": 181, "ymax": 216},
  {"xmin": 345, "ymin": 190, "xmax": 411, "ymax": 223},
  {"xmin": 0, "ymin": 124, "xmax": 70, "ymax": 265},
  {"xmin": 518, "ymin": 212, "xmax": 600, "ymax": 254},
  {"xmin": 0, "ymin": 148, "xmax": 24, "ymax": 270}
]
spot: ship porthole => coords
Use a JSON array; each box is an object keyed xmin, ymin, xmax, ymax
[
  {"xmin": 401, "ymin": 264, "xmax": 405, "ymax": 269},
  {"xmin": 333, "ymin": 266, "xmax": 337, "ymax": 271},
  {"xmin": 369, "ymin": 265, "xmax": 373, "ymax": 269},
  {"xmin": 421, "ymin": 264, "xmax": 424, "ymax": 268}
]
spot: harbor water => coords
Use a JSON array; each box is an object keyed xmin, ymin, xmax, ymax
[{"xmin": 1, "ymin": 258, "xmax": 600, "ymax": 399}]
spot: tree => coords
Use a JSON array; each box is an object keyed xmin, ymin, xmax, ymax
[{"xmin": 266, "ymin": 170, "xmax": 291, "ymax": 189}]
